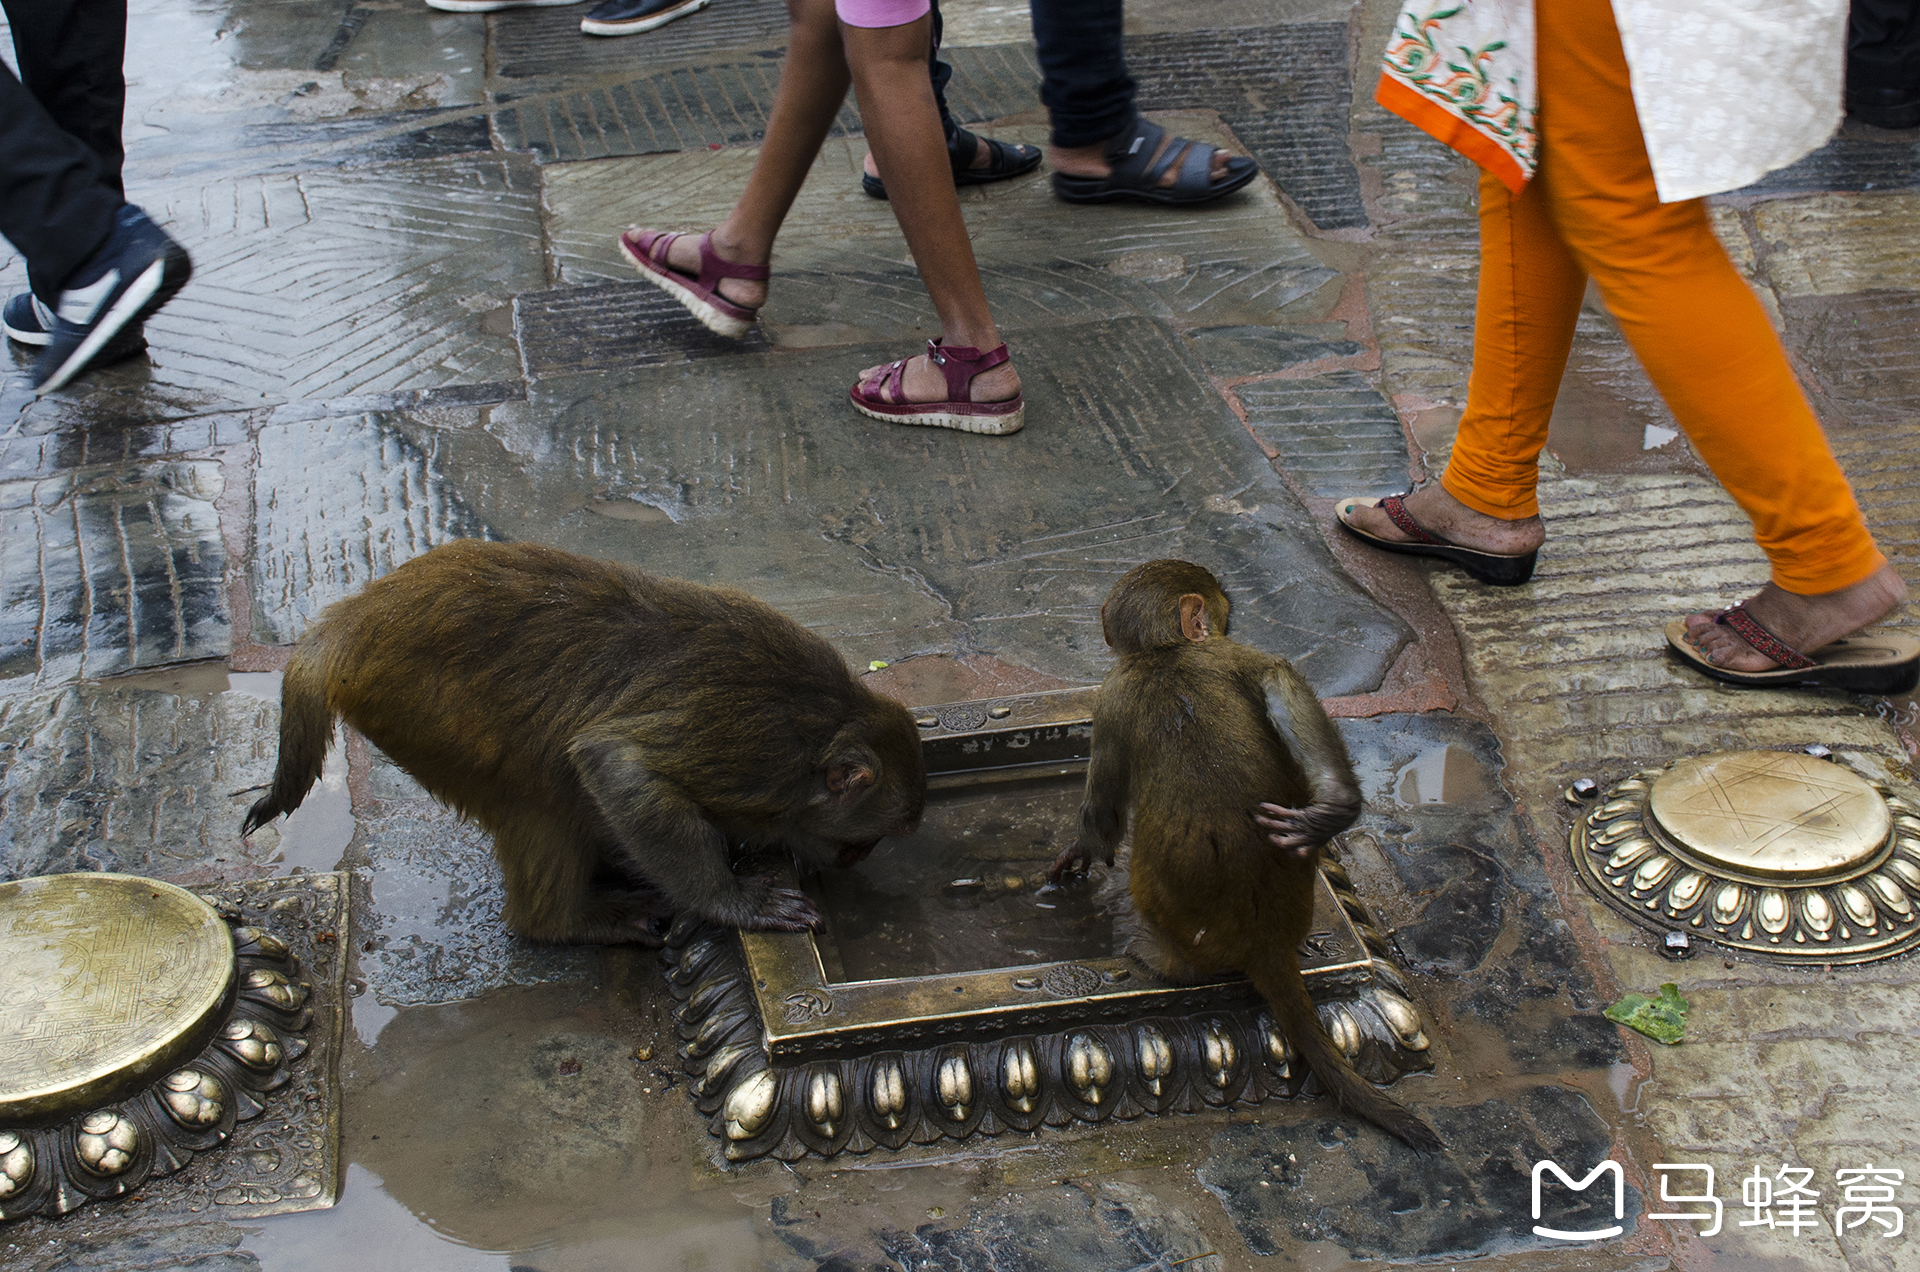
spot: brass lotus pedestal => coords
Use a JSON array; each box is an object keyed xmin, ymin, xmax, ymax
[
  {"xmin": 664, "ymin": 689, "xmax": 1438, "ymax": 1163},
  {"xmin": 1570, "ymin": 750, "xmax": 1920, "ymax": 964},
  {"xmin": 0, "ymin": 874, "xmax": 318, "ymax": 1220}
]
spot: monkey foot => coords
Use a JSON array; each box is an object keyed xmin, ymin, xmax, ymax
[{"xmin": 1335, "ymin": 494, "xmax": 1537, "ymax": 586}]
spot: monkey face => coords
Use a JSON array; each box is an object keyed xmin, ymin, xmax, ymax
[{"xmin": 792, "ymin": 700, "xmax": 927, "ymax": 867}]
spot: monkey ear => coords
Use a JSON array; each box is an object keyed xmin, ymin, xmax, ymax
[
  {"xmin": 1178, "ymin": 593, "xmax": 1210, "ymax": 642},
  {"xmin": 825, "ymin": 758, "xmax": 877, "ymax": 799}
]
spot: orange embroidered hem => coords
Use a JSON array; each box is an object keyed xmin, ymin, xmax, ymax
[{"xmin": 1374, "ymin": 74, "xmax": 1529, "ymax": 194}]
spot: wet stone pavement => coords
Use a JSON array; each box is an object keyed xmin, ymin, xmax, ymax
[{"xmin": 3, "ymin": 0, "xmax": 1920, "ymax": 1268}]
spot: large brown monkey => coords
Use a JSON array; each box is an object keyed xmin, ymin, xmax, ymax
[
  {"xmin": 242, "ymin": 540, "xmax": 926, "ymax": 943},
  {"xmin": 1050, "ymin": 560, "xmax": 1440, "ymax": 1150}
]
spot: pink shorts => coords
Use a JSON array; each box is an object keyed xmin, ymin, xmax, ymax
[{"xmin": 835, "ymin": 0, "xmax": 929, "ymax": 27}]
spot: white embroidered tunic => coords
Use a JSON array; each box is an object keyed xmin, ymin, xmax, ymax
[{"xmin": 1378, "ymin": 0, "xmax": 1848, "ymax": 202}]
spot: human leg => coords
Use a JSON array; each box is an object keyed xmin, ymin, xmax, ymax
[
  {"xmin": 1337, "ymin": 166, "xmax": 1583, "ymax": 562},
  {"xmin": 622, "ymin": 0, "xmax": 851, "ymax": 323},
  {"xmin": 1540, "ymin": 0, "xmax": 1900, "ymax": 668},
  {"xmin": 842, "ymin": 11, "xmax": 1020, "ymax": 422}
]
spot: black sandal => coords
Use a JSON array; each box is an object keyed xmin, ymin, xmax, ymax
[
  {"xmin": 861, "ymin": 126, "xmax": 1043, "ymax": 200},
  {"xmin": 1050, "ymin": 116, "xmax": 1258, "ymax": 206}
]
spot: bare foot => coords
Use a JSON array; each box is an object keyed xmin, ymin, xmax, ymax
[
  {"xmin": 1048, "ymin": 134, "xmax": 1234, "ymax": 187},
  {"xmin": 638, "ymin": 228, "xmax": 768, "ymax": 310},
  {"xmin": 855, "ymin": 350, "xmax": 1020, "ymax": 406},
  {"xmin": 1341, "ymin": 483, "xmax": 1545, "ymax": 555},
  {"xmin": 1681, "ymin": 566, "xmax": 1908, "ymax": 672}
]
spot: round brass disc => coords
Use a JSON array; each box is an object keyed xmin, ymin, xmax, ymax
[
  {"xmin": 0, "ymin": 873, "xmax": 235, "ymax": 1122},
  {"xmin": 1648, "ymin": 750, "xmax": 1891, "ymax": 881}
]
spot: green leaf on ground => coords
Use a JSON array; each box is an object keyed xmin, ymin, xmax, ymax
[{"xmin": 1604, "ymin": 983, "xmax": 1689, "ymax": 1045}]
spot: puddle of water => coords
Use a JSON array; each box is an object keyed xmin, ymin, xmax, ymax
[
  {"xmin": 1642, "ymin": 423, "xmax": 1679, "ymax": 449},
  {"xmin": 352, "ymin": 995, "xmax": 400, "ymax": 1049},
  {"xmin": 100, "ymin": 658, "xmax": 234, "ymax": 695},
  {"xmin": 228, "ymin": 670, "xmax": 355, "ymax": 870},
  {"xmin": 245, "ymin": 1163, "xmax": 513, "ymax": 1272},
  {"xmin": 1391, "ymin": 744, "xmax": 1488, "ymax": 806},
  {"xmin": 807, "ymin": 773, "xmax": 1112, "ymax": 981}
]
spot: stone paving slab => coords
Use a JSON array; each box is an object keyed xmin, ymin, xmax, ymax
[
  {"xmin": 538, "ymin": 123, "xmax": 1341, "ymax": 339},
  {"xmin": 489, "ymin": 0, "xmax": 793, "ymax": 83},
  {"xmin": 1235, "ymin": 371, "xmax": 1411, "ymax": 498},
  {"xmin": 0, "ymin": 682, "xmax": 277, "ymax": 884},
  {"xmin": 0, "ymin": 461, "xmax": 229, "ymax": 692},
  {"xmin": 1198, "ymin": 1085, "xmax": 1641, "ymax": 1261},
  {"xmin": 73, "ymin": 156, "xmax": 545, "ymax": 409},
  {"xmin": 250, "ymin": 409, "xmax": 499, "ymax": 645}
]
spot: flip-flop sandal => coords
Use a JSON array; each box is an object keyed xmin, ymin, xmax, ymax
[
  {"xmin": 861, "ymin": 127, "xmax": 1043, "ymax": 199},
  {"xmin": 1050, "ymin": 116, "xmax": 1258, "ymax": 206},
  {"xmin": 1334, "ymin": 495, "xmax": 1537, "ymax": 586},
  {"xmin": 849, "ymin": 339, "xmax": 1025, "ymax": 435},
  {"xmin": 1664, "ymin": 606, "xmax": 1920, "ymax": 693},
  {"xmin": 618, "ymin": 228, "xmax": 768, "ymax": 338}
]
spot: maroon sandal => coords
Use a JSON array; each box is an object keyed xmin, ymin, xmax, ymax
[
  {"xmin": 1664, "ymin": 605, "xmax": 1920, "ymax": 693},
  {"xmin": 848, "ymin": 339, "xmax": 1025, "ymax": 436},
  {"xmin": 618, "ymin": 228, "xmax": 768, "ymax": 339}
]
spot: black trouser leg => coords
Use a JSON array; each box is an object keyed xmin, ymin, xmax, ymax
[
  {"xmin": 1028, "ymin": 0, "xmax": 1133, "ymax": 149},
  {"xmin": 1849, "ymin": 0, "xmax": 1920, "ymax": 114},
  {"xmin": 926, "ymin": 0, "xmax": 961, "ymax": 147},
  {"xmin": 0, "ymin": 0, "xmax": 128, "ymax": 301}
]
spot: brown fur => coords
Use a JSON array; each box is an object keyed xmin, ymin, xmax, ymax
[
  {"xmin": 1052, "ymin": 560, "xmax": 1440, "ymax": 1150},
  {"xmin": 242, "ymin": 540, "xmax": 926, "ymax": 943}
]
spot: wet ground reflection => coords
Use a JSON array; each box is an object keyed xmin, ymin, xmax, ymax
[{"xmin": 806, "ymin": 773, "xmax": 1113, "ymax": 981}]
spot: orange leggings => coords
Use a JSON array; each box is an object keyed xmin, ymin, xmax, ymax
[{"xmin": 1438, "ymin": 0, "xmax": 1885, "ymax": 595}]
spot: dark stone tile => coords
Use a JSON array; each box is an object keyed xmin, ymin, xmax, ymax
[
  {"xmin": 1779, "ymin": 288, "xmax": 1920, "ymax": 420},
  {"xmin": 489, "ymin": 0, "xmax": 792, "ymax": 82},
  {"xmin": 0, "ymin": 461, "xmax": 228, "ymax": 692},
  {"xmin": 1546, "ymin": 308, "xmax": 1707, "ymax": 478},
  {"xmin": 119, "ymin": 155, "xmax": 544, "ymax": 407},
  {"xmin": 251, "ymin": 410, "xmax": 500, "ymax": 645},
  {"xmin": 790, "ymin": 1183, "xmax": 1220, "ymax": 1272},
  {"xmin": 1186, "ymin": 324, "xmax": 1360, "ymax": 379},
  {"xmin": 515, "ymin": 282, "xmax": 774, "ymax": 378},
  {"xmin": 33, "ymin": 1220, "xmax": 259, "ymax": 1272},
  {"xmin": 1237, "ymin": 371, "xmax": 1411, "ymax": 497},
  {"xmin": 1335, "ymin": 714, "xmax": 1620, "ymax": 1070},
  {"xmin": 1736, "ymin": 127, "xmax": 1920, "ymax": 197},
  {"xmin": 491, "ymin": 43, "xmax": 1041, "ymax": 164},
  {"xmin": 1198, "ymin": 1085, "xmax": 1640, "ymax": 1260},
  {"xmin": 0, "ymin": 684, "xmax": 279, "ymax": 884},
  {"xmin": 0, "ymin": 408, "xmax": 250, "ymax": 481},
  {"xmin": 1129, "ymin": 25, "xmax": 1365, "ymax": 231}
]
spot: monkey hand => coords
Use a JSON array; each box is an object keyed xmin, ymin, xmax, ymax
[
  {"xmin": 735, "ymin": 884, "xmax": 823, "ymax": 933},
  {"xmin": 1253, "ymin": 801, "xmax": 1344, "ymax": 860},
  {"xmin": 1047, "ymin": 838, "xmax": 1110, "ymax": 883}
]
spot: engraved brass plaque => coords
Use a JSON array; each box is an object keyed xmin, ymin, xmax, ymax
[
  {"xmin": 0, "ymin": 874, "xmax": 234, "ymax": 1122},
  {"xmin": 1647, "ymin": 751, "xmax": 1890, "ymax": 880},
  {"xmin": 1570, "ymin": 752, "xmax": 1920, "ymax": 965}
]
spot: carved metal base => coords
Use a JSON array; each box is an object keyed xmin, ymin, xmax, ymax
[
  {"xmin": 0, "ymin": 873, "xmax": 347, "ymax": 1221},
  {"xmin": 1569, "ymin": 750, "xmax": 1920, "ymax": 965}
]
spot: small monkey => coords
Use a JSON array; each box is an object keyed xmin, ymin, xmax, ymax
[
  {"xmin": 1051, "ymin": 560, "xmax": 1440, "ymax": 1151},
  {"xmin": 242, "ymin": 541, "xmax": 926, "ymax": 944}
]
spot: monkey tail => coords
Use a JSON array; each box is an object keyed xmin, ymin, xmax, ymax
[
  {"xmin": 240, "ymin": 642, "xmax": 336, "ymax": 837},
  {"xmin": 1249, "ymin": 946, "xmax": 1443, "ymax": 1153}
]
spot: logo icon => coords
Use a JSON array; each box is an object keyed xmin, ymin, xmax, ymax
[{"xmin": 1532, "ymin": 1159, "xmax": 1625, "ymax": 1241}]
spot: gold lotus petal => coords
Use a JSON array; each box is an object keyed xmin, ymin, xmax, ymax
[
  {"xmin": 1593, "ymin": 820, "xmax": 1645, "ymax": 846},
  {"xmin": 1325, "ymin": 1005, "xmax": 1362, "ymax": 1059},
  {"xmin": 724, "ymin": 1068, "xmax": 778, "ymax": 1140},
  {"xmin": 1758, "ymin": 888, "xmax": 1792, "ymax": 935},
  {"xmin": 1867, "ymin": 871, "xmax": 1914, "ymax": 916},
  {"xmin": 1133, "ymin": 1026, "xmax": 1172, "ymax": 1081},
  {"xmin": 1800, "ymin": 890, "xmax": 1835, "ymax": 934},
  {"xmin": 1632, "ymin": 854, "xmax": 1678, "ymax": 892},
  {"xmin": 937, "ymin": 1052, "xmax": 972, "ymax": 1117},
  {"xmin": 1606, "ymin": 838, "xmax": 1658, "ymax": 871},
  {"xmin": 1711, "ymin": 882, "xmax": 1748, "ymax": 926},
  {"xmin": 1838, "ymin": 884, "xmax": 1878, "ymax": 930},
  {"xmin": 1593, "ymin": 798, "xmax": 1640, "ymax": 823},
  {"xmin": 1373, "ymin": 990, "xmax": 1430, "ymax": 1050},
  {"xmin": 1666, "ymin": 871, "xmax": 1708, "ymax": 912},
  {"xmin": 1886, "ymin": 857, "xmax": 1920, "ymax": 892},
  {"xmin": 1201, "ymin": 1022, "xmax": 1237, "ymax": 1086}
]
